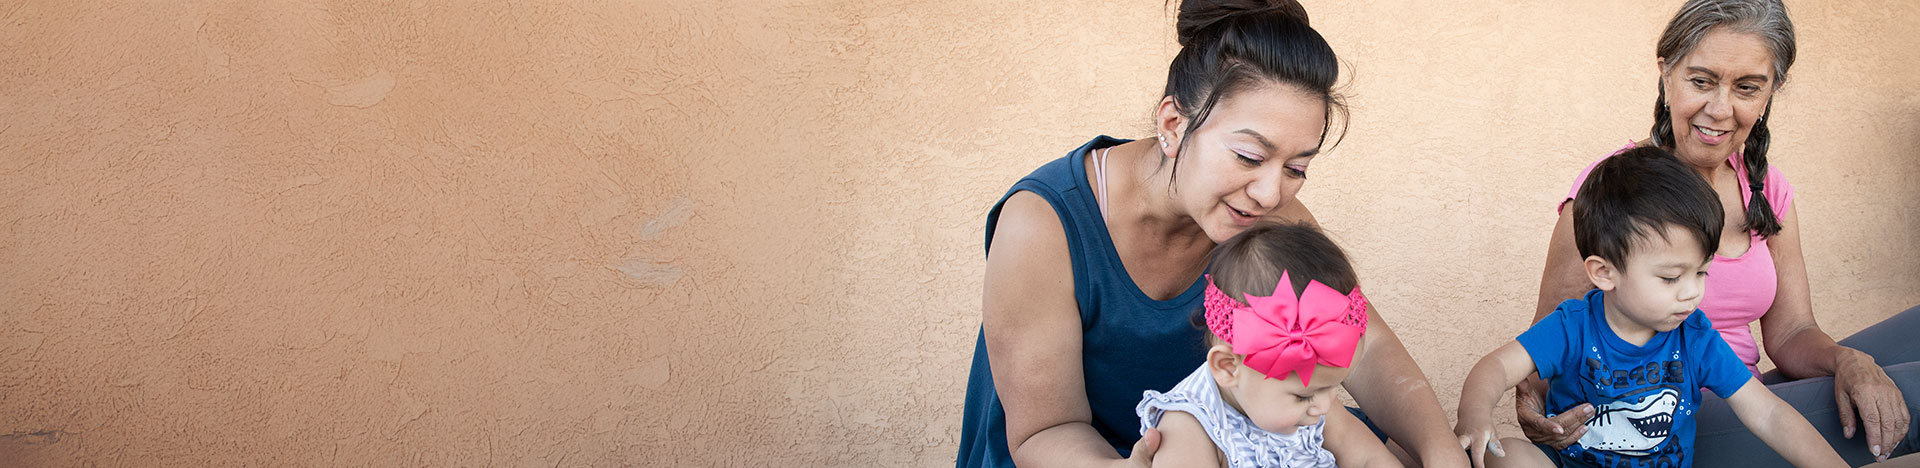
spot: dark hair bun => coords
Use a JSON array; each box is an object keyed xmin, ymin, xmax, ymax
[{"xmin": 1176, "ymin": 0, "xmax": 1310, "ymax": 47}]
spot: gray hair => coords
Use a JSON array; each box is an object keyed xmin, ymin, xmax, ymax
[
  {"xmin": 1648, "ymin": 0, "xmax": 1796, "ymax": 238},
  {"xmin": 1656, "ymin": 0, "xmax": 1797, "ymax": 88}
]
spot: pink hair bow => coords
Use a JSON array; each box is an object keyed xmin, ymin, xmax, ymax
[{"xmin": 1203, "ymin": 271, "xmax": 1368, "ymax": 386}]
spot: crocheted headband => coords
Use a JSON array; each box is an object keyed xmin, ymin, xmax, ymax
[{"xmin": 1203, "ymin": 270, "xmax": 1368, "ymax": 386}]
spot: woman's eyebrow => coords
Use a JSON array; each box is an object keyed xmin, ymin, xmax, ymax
[
  {"xmin": 1687, "ymin": 65, "xmax": 1770, "ymax": 84},
  {"xmin": 1232, "ymin": 128, "xmax": 1319, "ymax": 158},
  {"xmin": 1232, "ymin": 129, "xmax": 1275, "ymax": 153}
]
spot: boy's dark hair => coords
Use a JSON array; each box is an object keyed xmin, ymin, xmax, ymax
[{"xmin": 1572, "ymin": 146, "xmax": 1725, "ymax": 269}]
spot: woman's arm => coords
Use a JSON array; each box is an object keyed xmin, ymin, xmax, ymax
[
  {"xmin": 1721, "ymin": 378, "xmax": 1848, "ymax": 466},
  {"xmin": 1347, "ymin": 303, "xmax": 1468, "ymax": 468},
  {"xmin": 1515, "ymin": 203, "xmax": 1596, "ymax": 449},
  {"xmin": 1323, "ymin": 402, "xmax": 1402, "ymax": 468},
  {"xmin": 986, "ymin": 192, "xmax": 1148, "ymax": 468},
  {"xmin": 1279, "ymin": 202, "xmax": 1467, "ymax": 468},
  {"xmin": 1757, "ymin": 205, "xmax": 1909, "ymax": 461},
  {"xmin": 1760, "ymin": 203, "xmax": 1842, "ymax": 379}
]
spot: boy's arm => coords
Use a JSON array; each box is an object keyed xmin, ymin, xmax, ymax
[
  {"xmin": 1455, "ymin": 342, "xmax": 1540, "ymax": 468},
  {"xmin": 1722, "ymin": 378, "xmax": 1847, "ymax": 467},
  {"xmin": 1147, "ymin": 411, "xmax": 1222, "ymax": 468},
  {"xmin": 1322, "ymin": 404, "xmax": 1402, "ymax": 468}
]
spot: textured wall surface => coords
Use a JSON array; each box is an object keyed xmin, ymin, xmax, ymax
[{"xmin": 1, "ymin": 1, "xmax": 1915, "ymax": 466}]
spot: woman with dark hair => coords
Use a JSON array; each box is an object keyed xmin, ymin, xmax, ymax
[
  {"xmin": 956, "ymin": 1, "xmax": 1466, "ymax": 467},
  {"xmin": 1517, "ymin": 0, "xmax": 1920, "ymax": 465}
]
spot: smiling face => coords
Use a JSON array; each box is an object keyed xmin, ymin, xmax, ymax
[
  {"xmin": 1660, "ymin": 28, "xmax": 1777, "ymax": 168},
  {"xmin": 1167, "ymin": 83, "xmax": 1328, "ymax": 243}
]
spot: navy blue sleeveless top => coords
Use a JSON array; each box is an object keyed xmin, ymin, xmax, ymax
[{"xmin": 956, "ymin": 136, "xmax": 1209, "ymax": 468}]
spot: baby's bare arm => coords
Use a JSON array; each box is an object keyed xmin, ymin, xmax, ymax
[{"xmin": 1147, "ymin": 411, "xmax": 1221, "ymax": 468}]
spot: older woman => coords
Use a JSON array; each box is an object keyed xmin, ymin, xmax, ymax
[
  {"xmin": 1518, "ymin": 0, "xmax": 1920, "ymax": 465},
  {"xmin": 955, "ymin": 1, "xmax": 1466, "ymax": 467}
]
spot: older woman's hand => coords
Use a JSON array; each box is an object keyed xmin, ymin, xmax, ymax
[
  {"xmin": 1515, "ymin": 375, "xmax": 1592, "ymax": 449},
  {"xmin": 1835, "ymin": 349, "xmax": 1910, "ymax": 461}
]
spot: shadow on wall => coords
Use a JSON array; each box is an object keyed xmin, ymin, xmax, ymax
[{"xmin": 0, "ymin": 430, "xmax": 74, "ymax": 466}]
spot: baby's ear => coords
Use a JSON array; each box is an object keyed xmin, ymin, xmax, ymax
[
  {"xmin": 1205, "ymin": 345, "xmax": 1240, "ymax": 386},
  {"xmin": 1585, "ymin": 255, "xmax": 1618, "ymax": 291}
]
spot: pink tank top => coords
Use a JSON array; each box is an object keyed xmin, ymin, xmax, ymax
[{"xmin": 1561, "ymin": 143, "xmax": 1796, "ymax": 377}]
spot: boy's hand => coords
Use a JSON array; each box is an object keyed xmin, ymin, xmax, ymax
[{"xmin": 1452, "ymin": 417, "xmax": 1505, "ymax": 468}]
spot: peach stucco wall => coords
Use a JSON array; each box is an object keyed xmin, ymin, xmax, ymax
[{"xmin": 2, "ymin": 1, "xmax": 1916, "ymax": 466}]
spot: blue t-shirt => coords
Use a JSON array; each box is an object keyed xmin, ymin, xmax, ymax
[{"xmin": 1517, "ymin": 289, "xmax": 1753, "ymax": 468}]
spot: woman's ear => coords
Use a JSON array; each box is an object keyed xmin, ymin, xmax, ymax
[
  {"xmin": 1585, "ymin": 255, "xmax": 1619, "ymax": 292},
  {"xmin": 1154, "ymin": 96, "xmax": 1186, "ymax": 159},
  {"xmin": 1206, "ymin": 344, "xmax": 1239, "ymax": 387},
  {"xmin": 1655, "ymin": 58, "xmax": 1679, "ymax": 95}
]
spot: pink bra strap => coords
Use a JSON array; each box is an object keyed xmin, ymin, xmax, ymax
[{"xmin": 1093, "ymin": 147, "xmax": 1111, "ymax": 219}]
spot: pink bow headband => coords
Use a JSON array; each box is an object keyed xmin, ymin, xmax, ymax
[{"xmin": 1203, "ymin": 271, "xmax": 1369, "ymax": 386}]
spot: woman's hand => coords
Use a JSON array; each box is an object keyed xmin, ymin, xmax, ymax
[
  {"xmin": 1123, "ymin": 428, "xmax": 1160, "ymax": 468},
  {"xmin": 1514, "ymin": 375, "xmax": 1591, "ymax": 449},
  {"xmin": 1834, "ymin": 349, "xmax": 1910, "ymax": 461}
]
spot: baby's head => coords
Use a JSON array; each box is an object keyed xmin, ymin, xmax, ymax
[
  {"xmin": 1200, "ymin": 221, "xmax": 1366, "ymax": 434},
  {"xmin": 1572, "ymin": 146, "xmax": 1725, "ymax": 333}
]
